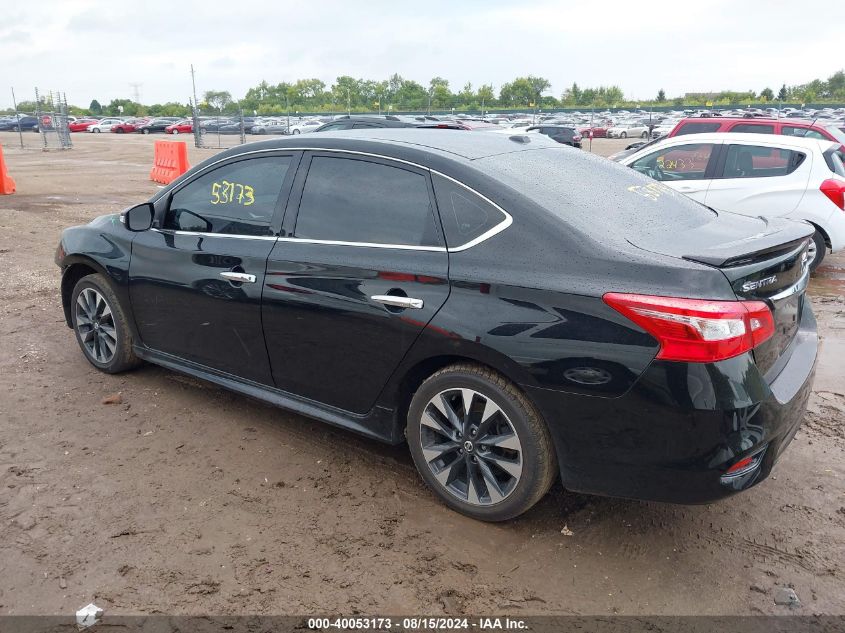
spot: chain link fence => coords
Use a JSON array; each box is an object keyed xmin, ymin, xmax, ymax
[
  {"xmin": 192, "ymin": 106, "xmax": 249, "ymax": 149},
  {"xmin": 1, "ymin": 88, "xmax": 72, "ymax": 150}
]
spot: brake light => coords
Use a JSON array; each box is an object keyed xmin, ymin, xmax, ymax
[
  {"xmin": 603, "ymin": 293, "xmax": 775, "ymax": 363},
  {"xmin": 820, "ymin": 178, "xmax": 845, "ymax": 210}
]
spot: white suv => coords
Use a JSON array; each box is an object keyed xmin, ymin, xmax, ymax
[{"xmin": 620, "ymin": 132, "xmax": 845, "ymax": 270}]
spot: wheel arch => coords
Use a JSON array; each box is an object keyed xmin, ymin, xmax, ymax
[
  {"xmin": 385, "ymin": 350, "xmax": 544, "ymax": 444},
  {"xmin": 60, "ymin": 258, "xmax": 107, "ymax": 327},
  {"xmin": 807, "ymin": 221, "xmax": 831, "ymax": 249}
]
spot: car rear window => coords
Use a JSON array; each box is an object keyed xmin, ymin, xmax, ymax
[
  {"xmin": 675, "ymin": 122, "xmax": 721, "ymax": 135},
  {"xmin": 476, "ymin": 148, "xmax": 716, "ymax": 238},
  {"xmin": 824, "ymin": 149, "xmax": 845, "ymax": 177}
]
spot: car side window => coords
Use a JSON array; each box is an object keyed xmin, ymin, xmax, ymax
[
  {"xmin": 295, "ymin": 156, "xmax": 441, "ymax": 247},
  {"xmin": 675, "ymin": 122, "xmax": 720, "ymax": 135},
  {"xmin": 432, "ymin": 173, "xmax": 508, "ymax": 248},
  {"xmin": 728, "ymin": 123, "xmax": 774, "ymax": 134},
  {"xmin": 164, "ymin": 156, "xmax": 291, "ymax": 237},
  {"xmin": 782, "ymin": 126, "xmax": 825, "ymax": 140},
  {"xmin": 629, "ymin": 143, "xmax": 715, "ymax": 181},
  {"xmin": 721, "ymin": 145, "xmax": 803, "ymax": 179}
]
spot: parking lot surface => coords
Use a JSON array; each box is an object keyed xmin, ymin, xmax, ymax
[{"xmin": 0, "ymin": 132, "xmax": 843, "ymax": 616}]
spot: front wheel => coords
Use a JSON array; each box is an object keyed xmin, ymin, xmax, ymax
[
  {"xmin": 172, "ymin": 129, "xmax": 179, "ymax": 135},
  {"xmin": 143, "ymin": 129, "xmax": 150, "ymax": 134},
  {"xmin": 641, "ymin": 131, "xmax": 648, "ymax": 138},
  {"xmin": 620, "ymin": 131, "xmax": 627, "ymax": 138},
  {"xmin": 807, "ymin": 229, "xmax": 827, "ymax": 272},
  {"xmin": 407, "ymin": 364, "xmax": 557, "ymax": 521},
  {"xmin": 93, "ymin": 128, "xmax": 101, "ymax": 133},
  {"xmin": 292, "ymin": 129, "xmax": 301, "ymax": 135},
  {"xmin": 71, "ymin": 274, "xmax": 141, "ymax": 374}
]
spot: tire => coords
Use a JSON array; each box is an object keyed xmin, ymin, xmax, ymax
[
  {"xmin": 620, "ymin": 131, "xmax": 627, "ymax": 139},
  {"xmin": 93, "ymin": 128, "xmax": 101, "ymax": 133},
  {"xmin": 807, "ymin": 229, "xmax": 827, "ymax": 272},
  {"xmin": 143, "ymin": 129, "xmax": 150, "ymax": 134},
  {"xmin": 116, "ymin": 128, "xmax": 124, "ymax": 134},
  {"xmin": 172, "ymin": 129, "xmax": 179, "ymax": 135},
  {"xmin": 70, "ymin": 274, "xmax": 142, "ymax": 374},
  {"xmin": 641, "ymin": 131, "xmax": 648, "ymax": 138},
  {"xmin": 292, "ymin": 129, "xmax": 301, "ymax": 135},
  {"xmin": 406, "ymin": 363, "xmax": 558, "ymax": 521}
]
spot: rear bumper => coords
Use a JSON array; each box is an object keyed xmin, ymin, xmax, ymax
[{"xmin": 525, "ymin": 303, "xmax": 818, "ymax": 504}]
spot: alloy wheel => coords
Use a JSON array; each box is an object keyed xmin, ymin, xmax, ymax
[
  {"xmin": 419, "ymin": 388, "xmax": 523, "ymax": 506},
  {"xmin": 75, "ymin": 287, "xmax": 117, "ymax": 364}
]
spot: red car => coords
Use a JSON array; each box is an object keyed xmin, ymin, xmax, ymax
[
  {"xmin": 165, "ymin": 120, "xmax": 193, "ymax": 135},
  {"xmin": 111, "ymin": 118, "xmax": 149, "ymax": 134},
  {"xmin": 578, "ymin": 125, "xmax": 609, "ymax": 138},
  {"xmin": 68, "ymin": 119, "xmax": 99, "ymax": 132},
  {"xmin": 667, "ymin": 116, "xmax": 845, "ymax": 151}
]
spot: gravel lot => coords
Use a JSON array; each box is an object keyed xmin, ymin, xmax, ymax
[{"xmin": 0, "ymin": 132, "xmax": 843, "ymax": 616}]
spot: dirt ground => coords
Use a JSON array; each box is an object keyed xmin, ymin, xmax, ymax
[{"xmin": 0, "ymin": 132, "xmax": 843, "ymax": 617}]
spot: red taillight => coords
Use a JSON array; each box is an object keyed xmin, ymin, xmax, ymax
[
  {"xmin": 603, "ymin": 293, "xmax": 775, "ymax": 363},
  {"xmin": 725, "ymin": 456, "xmax": 754, "ymax": 474},
  {"xmin": 820, "ymin": 178, "xmax": 845, "ymax": 210}
]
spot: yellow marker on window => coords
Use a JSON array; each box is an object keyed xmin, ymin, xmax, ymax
[{"xmin": 211, "ymin": 181, "xmax": 254, "ymax": 206}]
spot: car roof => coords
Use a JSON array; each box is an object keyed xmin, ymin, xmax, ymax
[
  {"xmin": 634, "ymin": 132, "xmax": 835, "ymax": 152},
  {"xmin": 210, "ymin": 128, "xmax": 562, "ymax": 162}
]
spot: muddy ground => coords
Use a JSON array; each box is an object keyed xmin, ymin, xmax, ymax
[{"xmin": 0, "ymin": 132, "xmax": 843, "ymax": 616}]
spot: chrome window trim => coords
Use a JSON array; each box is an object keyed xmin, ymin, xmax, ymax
[
  {"xmin": 151, "ymin": 228, "xmax": 278, "ymax": 241},
  {"xmin": 154, "ymin": 146, "xmax": 512, "ymax": 252},
  {"xmin": 276, "ymin": 236, "xmax": 446, "ymax": 252}
]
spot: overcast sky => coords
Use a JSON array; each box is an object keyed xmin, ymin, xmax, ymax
[{"xmin": 2, "ymin": 0, "xmax": 842, "ymax": 109}]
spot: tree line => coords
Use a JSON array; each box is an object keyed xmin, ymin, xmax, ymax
[{"xmin": 5, "ymin": 70, "xmax": 844, "ymax": 117}]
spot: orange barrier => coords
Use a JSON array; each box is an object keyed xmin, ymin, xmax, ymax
[
  {"xmin": 149, "ymin": 140, "xmax": 190, "ymax": 185},
  {"xmin": 0, "ymin": 144, "xmax": 16, "ymax": 195}
]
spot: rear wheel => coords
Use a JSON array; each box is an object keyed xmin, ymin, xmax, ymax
[
  {"xmin": 407, "ymin": 364, "xmax": 557, "ymax": 521},
  {"xmin": 620, "ymin": 131, "xmax": 627, "ymax": 138},
  {"xmin": 143, "ymin": 129, "xmax": 150, "ymax": 134},
  {"xmin": 807, "ymin": 229, "xmax": 827, "ymax": 272},
  {"xmin": 641, "ymin": 131, "xmax": 648, "ymax": 138},
  {"xmin": 71, "ymin": 274, "xmax": 141, "ymax": 374},
  {"xmin": 172, "ymin": 129, "xmax": 179, "ymax": 135},
  {"xmin": 93, "ymin": 128, "xmax": 101, "ymax": 133}
]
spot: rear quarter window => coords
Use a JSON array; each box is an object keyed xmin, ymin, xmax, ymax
[{"xmin": 432, "ymin": 173, "xmax": 508, "ymax": 248}]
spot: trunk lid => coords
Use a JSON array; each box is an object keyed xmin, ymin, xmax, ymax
[{"xmin": 629, "ymin": 211, "xmax": 812, "ymax": 378}]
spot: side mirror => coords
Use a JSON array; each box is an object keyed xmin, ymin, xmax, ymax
[{"xmin": 122, "ymin": 202, "xmax": 154, "ymax": 232}]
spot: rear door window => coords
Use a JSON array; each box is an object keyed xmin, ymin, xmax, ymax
[
  {"xmin": 294, "ymin": 156, "xmax": 441, "ymax": 247},
  {"xmin": 728, "ymin": 123, "xmax": 775, "ymax": 134},
  {"xmin": 720, "ymin": 145, "xmax": 804, "ymax": 178},
  {"xmin": 630, "ymin": 143, "xmax": 716, "ymax": 181}
]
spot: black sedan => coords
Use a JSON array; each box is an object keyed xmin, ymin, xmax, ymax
[
  {"xmin": 135, "ymin": 118, "xmax": 179, "ymax": 134},
  {"xmin": 0, "ymin": 115, "xmax": 39, "ymax": 132},
  {"xmin": 55, "ymin": 130, "xmax": 817, "ymax": 521},
  {"xmin": 526, "ymin": 124, "xmax": 582, "ymax": 147},
  {"xmin": 313, "ymin": 116, "xmax": 416, "ymax": 132}
]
